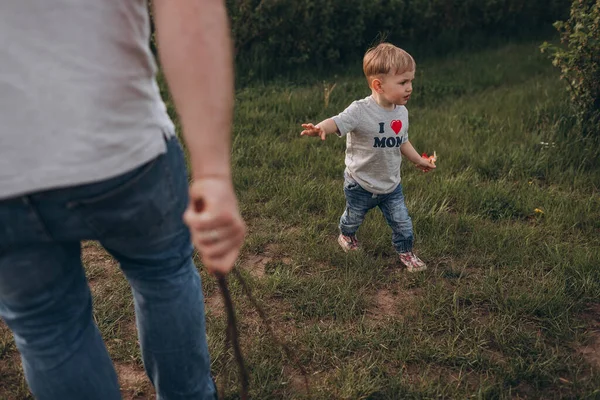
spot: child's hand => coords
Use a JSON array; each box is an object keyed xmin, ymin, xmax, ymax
[
  {"xmin": 416, "ymin": 158, "xmax": 435, "ymax": 172},
  {"xmin": 300, "ymin": 123, "xmax": 327, "ymax": 141},
  {"xmin": 416, "ymin": 152, "xmax": 437, "ymax": 172}
]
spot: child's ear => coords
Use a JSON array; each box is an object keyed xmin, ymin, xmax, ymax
[{"xmin": 372, "ymin": 78, "xmax": 383, "ymax": 93}]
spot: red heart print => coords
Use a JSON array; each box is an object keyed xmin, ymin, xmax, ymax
[{"xmin": 390, "ymin": 120, "xmax": 402, "ymax": 134}]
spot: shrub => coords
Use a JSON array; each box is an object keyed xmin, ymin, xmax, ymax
[
  {"xmin": 149, "ymin": 1, "xmax": 569, "ymax": 80},
  {"xmin": 226, "ymin": 0, "xmax": 568, "ymax": 78},
  {"xmin": 541, "ymin": 0, "xmax": 600, "ymax": 138}
]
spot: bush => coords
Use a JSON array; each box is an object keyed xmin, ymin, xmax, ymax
[
  {"xmin": 541, "ymin": 0, "xmax": 600, "ymax": 138},
  {"xmin": 226, "ymin": 0, "xmax": 568, "ymax": 78}
]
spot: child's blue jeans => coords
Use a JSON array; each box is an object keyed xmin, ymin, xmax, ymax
[
  {"xmin": 0, "ymin": 136, "xmax": 217, "ymax": 400},
  {"xmin": 339, "ymin": 173, "xmax": 414, "ymax": 253}
]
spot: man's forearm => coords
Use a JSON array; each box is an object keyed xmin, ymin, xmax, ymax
[{"xmin": 153, "ymin": 0, "xmax": 233, "ymax": 180}]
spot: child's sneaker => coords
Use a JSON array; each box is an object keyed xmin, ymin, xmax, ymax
[
  {"xmin": 338, "ymin": 234, "xmax": 359, "ymax": 252},
  {"xmin": 399, "ymin": 251, "xmax": 427, "ymax": 272}
]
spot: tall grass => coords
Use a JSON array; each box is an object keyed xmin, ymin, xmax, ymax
[
  {"xmin": 205, "ymin": 40, "xmax": 600, "ymax": 398},
  {"xmin": 1, "ymin": 40, "xmax": 598, "ymax": 399}
]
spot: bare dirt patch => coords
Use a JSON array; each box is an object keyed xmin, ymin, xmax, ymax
[
  {"xmin": 578, "ymin": 303, "xmax": 600, "ymax": 370},
  {"xmin": 204, "ymin": 246, "xmax": 292, "ymax": 322},
  {"xmin": 205, "ymin": 292, "xmax": 225, "ymax": 318},
  {"xmin": 0, "ymin": 343, "xmax": 153, "ymax": 399},
  {"xmin": 282, "ymin": 256, "xmax": 293, "ymax": 265},
  {"xmin": 402, "ymin": 363, "xmax": 482, "ymax": 393},
  {"xmin": 243, "ymin": 254, "xmax": 270, "ymax": 278},
  {"xmin": 285, "ymin": 226, "xmax": 302, "ymax": 234},
  {"xmin": 241, "ymin": 242, "xmax": 296, "ymax": 278},
  {"xmin": 580, "ymin": 335, "xmax": 600, "ymax": 369},
  {"xmin": 112, "ymin": 319, "xmax": 140, "ymax": 347},
  {"xmin": 0, "ymin": 349, "xmax": 28, "ymax": 400},
  {"xmin": 242, "ymin": 295, "xmax": 296, "ymax": 338},
  {"xmin": 81, "ymin": 241, "xmax": 120, "ymax": 296},
  {"xmin": 115, "ymin": 362, "xmax": 154, "ymax": 400},
  {"xmin": 373, "ymin": 289, "xmax": 398, "ymax": 319},
  {"xmin": 82, "ymin": 240, "xmax": 116, "ymax": 270},
  {"xmin": 367, "ymin": 287, "xmax": 423, "ymax": 324},
  {"xmin": 0, "ymin": 319, "xmax": 30, "ymax": 399},
  {"xmin": 282, "ymin": 366, "xmax": 311, "ymax": 395},
  {"xmin": 122, "ymin": 320, "xmax": 138, "ymax": 338}
]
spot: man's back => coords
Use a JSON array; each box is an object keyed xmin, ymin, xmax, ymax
[
  {"xmin": 0, "ymin": 1, "xmax": 245, "ymax": 397},
  {"xmin": 0, "ymin": 1, "xmax": 174, "ymax": 200}
]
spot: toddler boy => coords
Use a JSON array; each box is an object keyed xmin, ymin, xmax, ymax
[{"xmin": 300, "ymin": 42, "xmax": 435, "ymax": 272}]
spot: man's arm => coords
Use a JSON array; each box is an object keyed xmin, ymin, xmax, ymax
[
  {"xmin": 153, "ymin": 0, "xmax": 245, "ymax": 275},
  {"xmin": 153, "ymin": 0, "xmax": 232, "ymax": 179}
]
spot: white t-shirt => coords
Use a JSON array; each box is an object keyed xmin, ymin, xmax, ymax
[
  {"xmin": 332, "ymin": 96, "xmax": 409, "ymax": 194},
  {"xmin": 0, "ymin": 1, "xmax": 175, "ymax": 200}
]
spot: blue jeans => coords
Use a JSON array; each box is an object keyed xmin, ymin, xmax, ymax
[
  {"xmin": 0, "ymin": 136, "xmax": 217, "ymax": 400},
  {"xmin": 339, "ymin": 174, "xmax": 414, "ymax": 253}
]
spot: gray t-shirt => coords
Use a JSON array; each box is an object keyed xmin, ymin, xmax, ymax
[
  {"xmin": 0, "ymin": 1, "xmax": 175, "ymax": 200},
  {"xmin": 332, "ymin": 96, "xmax": 409, "ymax": 194}
]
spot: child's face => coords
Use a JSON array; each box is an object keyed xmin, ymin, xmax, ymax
[{"xmin": 379, "ymin": 70, "xmax": 415, "ymax": 106}]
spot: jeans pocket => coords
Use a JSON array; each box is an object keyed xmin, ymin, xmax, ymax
[
  {"xmin": 67, "ymin": 147, "xmax": 180, "ymax": 239},
  {"xmin": 344, "ymin": 176, "xmax": 360, "ymax": 191}
]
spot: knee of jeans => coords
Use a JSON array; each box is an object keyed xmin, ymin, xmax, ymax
[
  {"xmin": 394, "ymin": 220, "xmax": 413, "ymax": 233},
  {"xmin": 389, "ymin": 214, "xmax": 412, "ymax": 232},
  {"xmin": 344, "ymin": 205, "xmax": 367, "ymax": 223},
  {"xmin": 388, "ymin": 205, "xmax": 411, "ymax": 223}
]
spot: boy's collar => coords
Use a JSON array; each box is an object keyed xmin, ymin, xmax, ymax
[{"xmin": 369, "ymin": 94, "xmax": 397, "ymax": 111}]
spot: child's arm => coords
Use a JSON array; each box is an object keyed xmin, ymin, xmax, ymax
[
  {"xmin": 400, "ymin": 140, "xmax": 436, "ymax": 172},
  {"xmin": 300, "ymin": 118, "xmax": 339, "ymax": 141}
]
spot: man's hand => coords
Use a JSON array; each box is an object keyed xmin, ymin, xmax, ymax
[
  {"xmin": 300, "ymin": 123, "xmax": 327, "ymax": 140},
  {"xmin": 183, "ymin": 177, "xmax": 246, "ymax": 276}
]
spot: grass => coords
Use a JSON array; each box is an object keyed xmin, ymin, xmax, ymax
[{"xmin": 1, "ymin": 40, "xmax": 599, "ymax": 399}]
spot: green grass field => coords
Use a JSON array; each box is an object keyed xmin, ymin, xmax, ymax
[{"xmin": 1, "ymin": 40, "xmax": 599, "ymax": 399}]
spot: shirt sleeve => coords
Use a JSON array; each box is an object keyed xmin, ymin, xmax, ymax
[
  {"xmin": 332, "ymin": 101, "xmax": 362, "ymax": 137},
  {"xmin": 401, "ymin": 118, "xmax": 409, "ymax": 144}
]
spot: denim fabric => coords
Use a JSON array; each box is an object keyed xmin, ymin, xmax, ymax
[
  {"xmin": 0, "ymin": 136, "xmax": 217, "ymax": 400},
  {"xmin": 339, "ymin": 173, "xmax": 414, "ymax": 253}
]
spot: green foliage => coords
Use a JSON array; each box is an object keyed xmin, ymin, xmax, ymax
[
  {"xmin": 226, "ymin": 0, "xmax": 568, "ymax": 77},
  {"xmin": 541, "ymin": 0, "xmax": 600, "ymax": 138}
]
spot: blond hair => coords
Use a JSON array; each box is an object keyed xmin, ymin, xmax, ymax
[{"xmin": 363, "ymin": 43, "xmax": 415, "ymax": 85}]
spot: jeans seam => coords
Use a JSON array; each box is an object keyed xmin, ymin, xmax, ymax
[
  {"xmin": 163, "ymin": 140, "xmax": 177, "ymax": 205},
  {"xmin": 23, "ymin": 196, "xmax": 53, "ymax": 240},
  {"xmin": 65, "ymin": 155, "xmax": 162, "ymax": 209}
]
